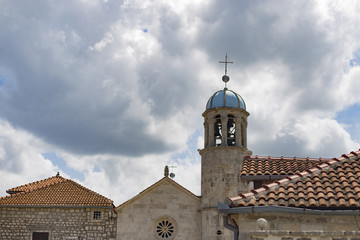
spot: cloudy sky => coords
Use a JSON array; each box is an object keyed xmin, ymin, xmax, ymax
[{"xmin": 0, "ymin": 0, "xmax": 359, "ymax": 204}]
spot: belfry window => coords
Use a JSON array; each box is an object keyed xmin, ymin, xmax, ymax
[
  {"xmin": 214, "ymin": 115, "xmax": 222, "ymax": 146},
  {"xmin": 227, "ymin": 114, "xmax": 235, "ymax": 146}
]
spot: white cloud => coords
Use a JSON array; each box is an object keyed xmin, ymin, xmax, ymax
[
  {"xmin": 89, "ymin": 32, "xmax": 114, "ymax": 52},
  {"xmin": 0, "ymin": 0, "xmax": 360, "ymax": 205},
  {"xmin": 0, "ymin": 120, "xmax": 58, "ymax": 194}
]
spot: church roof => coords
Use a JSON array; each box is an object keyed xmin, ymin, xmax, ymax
[
  {"xmin": 0, "ymin": 174, "xmax": 113, "ymax": 207},
  {"xmin": 241, "ymin": 156, "xmax": 332, "ymax": 180},
  {"xmin": 227, "ymin": 150, "xmax": 360, "ymax": 209}
]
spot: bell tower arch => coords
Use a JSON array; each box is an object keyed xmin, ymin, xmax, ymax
[{"xmin": 200, "ymin": 55, "xmax": 251, "ymax": 239}]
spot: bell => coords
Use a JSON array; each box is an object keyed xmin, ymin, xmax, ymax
[
  {"xmin": 227, "ymin": 120, "xmax": 234, "ymax": 128},
  {"xmin": 214, "ymin": 127, "xmax": 221, "ymax": 137}
]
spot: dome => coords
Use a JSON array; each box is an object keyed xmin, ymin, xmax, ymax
[{"xmin": 206, "ymin": 88, "xmax": 246, "ymax": 110}]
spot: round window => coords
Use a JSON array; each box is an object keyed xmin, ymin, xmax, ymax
[{"xmin": 153, "ymin": 216, "xmax": 177, "ymax": 240}]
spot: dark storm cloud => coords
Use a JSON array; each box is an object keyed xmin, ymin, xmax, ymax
[
  {"xmin": 0, "ymin": 1, "xmax": 178, "ymax": 156},
  {"xmin": 0, "ymin": 0, "xmax": 359, "ymax": 203},
  {"xmin": 136, "ymin": 58, "xmax": 202, "ymax": 118},
  {"xmin": 0, "ymin": 0, "xmax": 358, "ymax": 162},
  {"xmin": 196, "ymin": 1, "xmax": 336, "ymax": 103},
  {"xmin": 198, "ymin": 1, "xmax": 330, "ymax": 66}
]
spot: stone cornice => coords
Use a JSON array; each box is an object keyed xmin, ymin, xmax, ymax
[
  {"xmin": 202, "ymin": 107, "xmax": 250, "ymax": 117},
  {"xmin": 198, "ymin": 146, "xmax": 249, "ymax": 155}
]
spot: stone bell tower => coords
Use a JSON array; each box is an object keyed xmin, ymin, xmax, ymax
[{"xmin": 199, "ymin": 55, "xmax": 250, "ymax": 239}]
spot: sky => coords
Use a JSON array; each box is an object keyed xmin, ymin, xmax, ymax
[{"xmin": 0, "ymin": 0, "xmax": 360, "ymax": 205}]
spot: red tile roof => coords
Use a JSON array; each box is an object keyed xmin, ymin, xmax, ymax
[
  {"xmin": 241, "ymin": 156, "xmax": 331, "ymax": 179},
  {"xmin": 228, "ymin": 150, "xmax": 360, "ymax": 209},
  {"xmin": 0, "ymin": 174, "xmax": 113, "ymax": 207},
  {"xmin": 7, "ymin": 174, "xmax": 66, "ymax": 194}
]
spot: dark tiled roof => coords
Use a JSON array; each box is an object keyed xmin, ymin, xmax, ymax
[
  {"xmin": 241, "ymin": 156, "xmax": 331, "ymax": 179},
  {"xmin": 229, "ymin": 150, "xmax": 360, "ymax": 209},
  {"xmin": 0, "ymin": 175, "xmax": 113, "ymax": 207}
]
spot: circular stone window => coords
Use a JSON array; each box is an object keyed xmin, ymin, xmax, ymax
[{"xmin": 153, "ymin": 216, "xmax": 177, "ymax": 240}]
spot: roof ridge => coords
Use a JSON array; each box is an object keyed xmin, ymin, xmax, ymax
[
  {"xmin": 116, "ymin": 176, "xmax": 199, "ymax": 210},
  {"xmin": 116, "ymin": 177, "xmax": 167, "ymax": 209},
  {"xmin": 0, "ymin": 176, "xmax": 114, "ymax": 207},
  {"xmin": 1, "ymin": 175, "xmax": 69, "ymax": 200},
  {"xmin": 229, "ymin": 149, "xmax": 360, "ymax": 205},
  {"xmin": 7, "ymin": 174, "xmax": 67, "ymax": 193},
  {"xmin": 246, "ymin": 155, "xmax": 332, "ymax": 162}
]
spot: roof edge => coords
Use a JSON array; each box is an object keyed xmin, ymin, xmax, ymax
[
  {"xmin": 218, "ymin": 204, "xmax": 360, "ymax": 216},
  {"xmin": 0, "ymin": 204, "xmax": 113, "ymax": 209},
  {"xmin": 115, "ymin": 176, "xmax": 200, "ymax": 211}
]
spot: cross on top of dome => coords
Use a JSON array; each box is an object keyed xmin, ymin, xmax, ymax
[
  {"xmin": 219, "ymin": 54, "xmax": 233, "ymax": 89},
  {"xmin": 205, "ymin": 54, "xmax": 246, "ymax": 111}
]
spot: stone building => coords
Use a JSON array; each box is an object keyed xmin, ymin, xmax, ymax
[
  {"xmin": 115, "ymin": 167, "xmax": 200, "ymax": 240},
  {"xmin": 113, "ymin": 57, "xmax": 360, "ymax": 240},
  {"xmin": 1, "ymin": 57, "xmax": 360, "ymax": 240},
  {"xmin": 0, "ymin": 173, "xmax": 116, "ymax": 240},
  {"xmin": 221, "ymin": 150, "xmax": 360, "ymax": 240}
]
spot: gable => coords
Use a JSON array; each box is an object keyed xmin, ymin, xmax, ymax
[
  {"xmin": 116, "ymin": 177, "xmax": 200, "ymax": 212},
  {"xmin": 116, "ymin": 177, "xmax": 201, "ymax": 240}
]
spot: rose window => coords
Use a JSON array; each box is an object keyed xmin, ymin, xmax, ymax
[{"xmin": 154, "ymin": 217, "xmax": 177, "ymax": 240}]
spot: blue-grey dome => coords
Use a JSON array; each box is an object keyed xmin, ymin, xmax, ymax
[{"xmin": 206, "ymin": 88, "xmax": 246, "ymax": 110}]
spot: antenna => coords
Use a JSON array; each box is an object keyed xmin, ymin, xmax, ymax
[{"xmin": 168, "ymin": 165, "xmax": 177, "ymax": 179}]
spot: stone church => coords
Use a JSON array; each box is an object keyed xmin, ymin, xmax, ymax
[{"xmin": 1, "ymin": 59, "xmax": 360, "ymax": 240}]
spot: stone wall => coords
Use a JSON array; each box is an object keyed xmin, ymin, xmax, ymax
[
  {"xmin": 0, "ymin": 206, "xmax": 116, "ymax": 240},
  {"xmin": 234, "ymin": 212, "xmax": 360, "ymax": 240},
  {"xmin": 200, "ymin": 146, "xmax": 249, "ymax": 240},
  {"xmin": 200, "ymin": 146, "xmax": 249, "ymax": 208},
  {"xmin": 116, "ymin": 180, "xmax": 201, "ymax": 240}
]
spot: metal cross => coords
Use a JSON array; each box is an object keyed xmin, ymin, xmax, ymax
[{"xmin": 219, "ymin": 53, "xmax": 233, "ymax": 75}]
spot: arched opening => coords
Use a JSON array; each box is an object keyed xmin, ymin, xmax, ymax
[
  {"xmin": 241, "ymin": 118, "xmax": 246, "ymax": 147},
  {"xmin": 214, "ymin": 115, "xmax": 222, "ymax": 146},
  {"xmin": 227, "ymin": 114, "xmax": 235, "ymax": 146}
]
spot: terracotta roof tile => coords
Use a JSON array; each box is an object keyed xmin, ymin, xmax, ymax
[
  {"xmin": 7, "ymin": 174, "xmax": 66, "ymax": 194},
  {"xmin": 0, "ymin": 175, "xmax": 113, "ymax": 207},
  {"xmin": 241, "ymin": 156, "xmax": 331, "ymax": 178},
  {"xmin": 229, "ymin": 149, "xmax": 360, "ymax": 209}
]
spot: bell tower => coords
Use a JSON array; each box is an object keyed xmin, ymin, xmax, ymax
[{"xmin": 199, "ymin": 55, "xmax": 250, "ymax": 239}]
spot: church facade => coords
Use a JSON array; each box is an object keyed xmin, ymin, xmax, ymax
[
  {"xmin": 115, "ymin": 167, "xmax": 200, "ymax": 239},
  {"xmin": 1, "ymin": 62, "xmax": 360, "ymax": 240}
]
